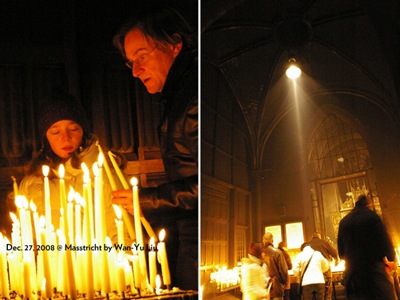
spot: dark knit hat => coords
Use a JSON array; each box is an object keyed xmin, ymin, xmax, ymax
[
  {"xmin": 38, "ymin": 90, "xmax": 90, "ymax": 138},
  {"xmin": 248, "ymin": 242, "xmax": 264, "ymax": 258}
]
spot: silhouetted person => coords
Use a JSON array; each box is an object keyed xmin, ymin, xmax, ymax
[{"xmin": 338, "ymin": 194, "xmax": 397, "ymax": 299}]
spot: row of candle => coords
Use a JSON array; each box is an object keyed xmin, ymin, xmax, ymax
[
  {"xmin": 209, "ymin": 266, "xmax": 241, "ymax": 290},
  {"xmin": 1, "ymin": 147, "xmax": 171, "ymax": 299}
]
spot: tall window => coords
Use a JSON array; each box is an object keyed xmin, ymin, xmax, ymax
[{"xmin": 308, "ymin": 114, "xmax": 371, "ymax": 181}]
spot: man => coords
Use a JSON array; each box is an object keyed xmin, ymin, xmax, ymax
[
  {"xmin": 308, "ymin": 232, "xmax": 339, "ymax": 300},
  {"xmin": 112, "ymin": 6, "xmax": 198, "ymax": 290},
  {"xmin": 263, "ymin": 232, "xmax": 289, "ymax": 300},
  {"xmin": 338, "ymin": 194, "xmax": 397, "ymax": 300}
]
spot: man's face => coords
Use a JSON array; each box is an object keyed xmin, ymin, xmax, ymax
[{"xmin": 124, "ymin": 28, "xmax": 182, "ymax": 94}]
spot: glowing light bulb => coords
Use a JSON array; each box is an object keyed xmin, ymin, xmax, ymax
[{"xmin": 286, "ymin": 65, "xmax": 301, "ymax": 79}]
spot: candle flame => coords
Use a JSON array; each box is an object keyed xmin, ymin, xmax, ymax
[
  {"xmin": 130, "ymin": 177, "xmax": 138, "ymax": 186},
  {"xmin": 150, "ymin": 237, "xmax": 155, "ymax": 249},
  {"xmin": 98, "ymin": 152, "xmax": 104, "ymax": 167},
  {"xmin": 30, "ymin": 200, "xmax": 37, "ymax": 212},
  {"xmin": 156, "ymin": 274, "xmax": 161, "ymax": 289},
  {"xmin": 74, "ymin": 193, "xmax": 82, "ymax": 204},
  {"xmin": 15, "ymin": 195, "xmax": 23, "ymax": 209},
  {"xmin": 113, "ymin": 204, "xmax": 122, "ymax": 220},
  {"xmin": 81, "ymin": 163, "xmax": 90, "ymax": 183},
  {"xmin": 92, "ymin": 162, "xmax": 99, "ymax": 177},
  {"xmin": 9, "ymin": 212, "xmax": 19, "ymax": 225},
  {"xmin": 21, "ymin": 196, "xmax": 29, "ymax": 209},
  {"xmin": 39, "ymin": 215, "xmax": 46, "ymax": 228},
  {"xmin": 68, "ymin": 186, "xmax": 75, "ymax": 203},
  {"xmin": 159, "ymin": 229, "xmax": 166, "ymax": 242},
  {"xmin": 42, "ymin": 165, "xmax": 50, "ymax": 177},
  {"xmin": 58, "ymin": 164, "xmax": 65, "ymax": 179}
]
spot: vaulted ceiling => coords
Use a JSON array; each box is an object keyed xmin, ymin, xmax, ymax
[{"xmin": 201, "ymin": 0, "xmax": 400, "ymax": 167}]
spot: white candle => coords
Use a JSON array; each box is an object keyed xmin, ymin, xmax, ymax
[
  {"xmin": 113, "ymin": 204, "xmax": 124, "ymax": 246},
  {"xmin": 42, "ymin": 165, "xmax": 52, "ymax": 229},
  {"xmin": 30, "ymin": 201, "xmax": 41, "ymax": 245},
  {"xmin": 106, "ymin": 237, "xmax": 118, "ymax": 292},
  {"xmin": 97, "ymin": 145, "xmax": 117, "ymax": 191},
  {"xmin": 93, "ymin": 161, "xmax": 111, "ymax": 294},
  {"xmin": 59, "ymin": 165, "xmax": 77, "ymax": 300},
  {"xmin": 67, "ymin": 187, "xmax": 75, "ymax": 243},
  {"xmin": 116, "ymin": 252, "xmax": 126, "ymax": 294},
  {"xmin": 0, "ymin": 234, "xmax": 10, "ymax": 298},
  {"xmin": 130, "ymin": 177, "xmax": 148, "ymax": 287},
  {"xmin": 109, "ymin": 151, "xmax": 130, "ymax": 189},
  {"xmin": 23, "ymin": 257, "xmax": 32, "ymax": 299},
  {"xmin": 82, "ymin": 170, "xmax": 94, "ymax": 299},
  {"xmin": 39, "ymin": 216, "xmax": 52, "ymax": 298},
  {"xmin": 157, "ymin": 229, "xmax": 171, "ymax": 287},
  {"xmin": 75, "ymin": 193, "xmax": 82, "ymax": 241},
  {"xmin": 82, "ymin": 163, "xmax": 94, "ymax": 241},
  {"xmin": 132, "ymin": 247, "xmax": 142, "ymax": 290},
  {"xmin": 149, "ymin": 237, "xmax": 157, "ymax": 288},
  {"xmin": 155, "ymin": 274, "xmax": 162, "ymax": 295}
]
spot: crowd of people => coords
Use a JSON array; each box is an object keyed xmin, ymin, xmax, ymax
[{"xmin": 241, "ymin": 194, "xmax": 399, "ymax": 300}]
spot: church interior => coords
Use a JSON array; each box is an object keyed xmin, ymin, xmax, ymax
[{"xmin": 201, "ymin": 0, "xmax": 400, "ymax": 297}]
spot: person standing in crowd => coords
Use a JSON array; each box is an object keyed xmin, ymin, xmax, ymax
[
  {"xmin": 293, "ymin": 243, "xmax": 329, "ymax": 300},
  {"xmin": 19, "ymin": 89, "xmax": 123, "ymax": 243},
  {"xmin": 111, "ymin": 6, "xmax": 198, "ymax": 290},
  {"xmin": 338, "ymin": 194, "xmax": 397, "ymax": 300},
  {"xmin": 241, "ymin": 242, "xmax": 271, "ymax": 300},
  {"xmin": 308, "ymin": 232, "xmax": 339, "ymax": 300},
  {"xmin": 278, "ymin": 241, "xmax": 292, "ymax": 300},
  {"xmin": 262, "ymin": 232, "xmax": 288, "ymax": 300}
]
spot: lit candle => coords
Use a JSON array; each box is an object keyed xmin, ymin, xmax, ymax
[
  {"xmin": 131, "ymin": 177, "xmax": 148, "ymax": 287},
  {"xmin": 23, "ymin": 257, "xmax": 32, "ymax": 299},
  {"xmin": 67, "ymin": 187, "xmax": 75, "ymax": 243},
  {"xmin": 75, "ymin": 235, "xmax": 85, "ymax": 293},
  {"xmin": 155, "ymin": 274, "xmax": 162, "ymax": 295},
  {"xmin": 75, "ymin": 193, "xmax": 82, "ymax": 241},
  {"xmin": 30, "ymin": 201, "xmax": 41, "ymax": 245},
  {"xmin": 42, "ymin": 165, "xmax": 52, "ymax": 228},
  {"xmin": 15, "ymin": 196, "xmax": 32, "ymax": 250},
  {"xmin": 82, "ymin": 163, "xmax": 94, "ymax": 241},
  {"xmin": 123, "ymin": 257, "xmax": 135, "ymax": 292},
  {"xmin": 132, "ymin": 247, "xmax": 142, "ymax": 290},
  {"xmin": 148, "ymin": 237, "xmax": 157, "ymax": 288},
  {"xmin": 106, "ymin": 237, "xmax": 118, "ymax": 292},
  {"xmin": 39, "ymin": 216, "xmax": 52, "ymax": 298},
  {"xmin": 108, "ymin": 151, "xmax": 130, "ymax": 189},
  {"xmin": 0, "ymin": 234, "xmax": 10, "ymax": 298},
  {"xmin": 157, "ymin": 229, "xmax": 171, "ymax": 287},
  {"xmin": 82, "ymin": 169, "xmax": 94, "ymax": 300},
  {"xmin": 60, "ymin": 165, "xmax": 77, "ymax": 300},
  {"xmin": 116, "ymin": 252, "xmax": 126, "ymax": 294},
  {"xmin": 113, "ymin": 204, "xmax": 124, "ymax": 246},
  {"xmin": 93, "ymin": 161, "xmax": 111, "ymax": 295},
  {"xmin": 97, "ymin": 145, "xmax": 117, "ymax": 191}
]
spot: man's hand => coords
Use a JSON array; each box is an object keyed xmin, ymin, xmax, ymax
[{"xmin": 112, "ymin": 189, "xmax": 133, "ymax": 214}]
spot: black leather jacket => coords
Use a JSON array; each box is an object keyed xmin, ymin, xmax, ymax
[{"xmin": 139, "ymin": 48, "xmax": 198, "ymax": 220}]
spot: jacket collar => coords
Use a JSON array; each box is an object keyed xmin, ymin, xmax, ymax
[{"xmin": 161, "ymin": 48, "xmax": 197, "ymax": 103}]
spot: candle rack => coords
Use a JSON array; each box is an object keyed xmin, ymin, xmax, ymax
[{"xmin": 0, "ymin": 148, "xmax": 185, "ymax": 300}]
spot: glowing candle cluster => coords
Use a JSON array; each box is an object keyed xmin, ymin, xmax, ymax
[{"xmin": 2, "ymin": 146, "xmax": 174, "ymax": 300}]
